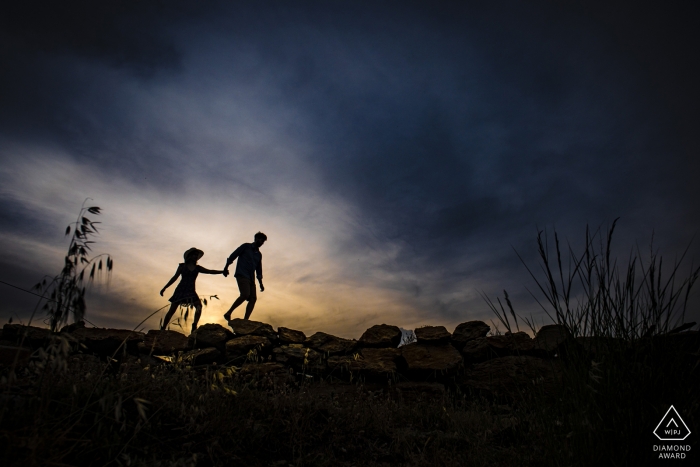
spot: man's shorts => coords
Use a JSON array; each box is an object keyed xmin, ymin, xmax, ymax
[{"xmin": 235, "ymin": 275, "xmax": 257, "ymax": 301}]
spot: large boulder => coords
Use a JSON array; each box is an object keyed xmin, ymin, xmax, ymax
[
  {"xmin": 360, "ymin": 347, "xmax": 403, "ymax": 373},
  {"xmin": 401, "ymin": 343, "xmax": 463, "ymax": 373},
  {"xmin": 326, "ymin": 355, "xmax": 365, "ymax": 373},
  {"xmin": 450, "ymin": 321, "xmax": 490, "ymax": 350},
  {"xmin": 358, "ymin": 324, "xmax": 402, "ymax": 348},
  {"xmin": 414, "ymin": 326, "xmax": 451, "ymax": 345},
  {"xmin": 304, "ymin": 332, "xmax": 356, "ymax": 355},
  {"xmin": 182, "ymin": 347, "xmax": 221, "ymax": 366},
  {"xmin": 67, "ymin": 327, "xmax": 145, "ymax": 355},
  {"xmin": 461, "ymin": 355, "xmax": 563, "ymax": 398},
  {"xmin": 138, "ymin": 330, "xmax": 189, "ymax": 355},
  {"xmin": 225, "ymin": 335, "xmax": 272, "ymax": 358},
  {"xmin": 227, "ymin": 319, "xmax": 276, "ymax": 340},
  {"xmin": 533, "ymin": 325, "xmax": 575, "ymax": 356},
  {"xmin": 462, "ymin": 332, "xmax": 536, "ymax": 363},
  {"xmin": 2, "ymin": 324, "xmax": 53, "ymax": 348},
  {"xmin": 273, "ymin": 344, "xmax": 323, "ymax": 370},
  {"xmin": 327, "ymin": 348, "xmax": 402, "ymax": 375},
  {"xmin": 461, "ymin": 337, "xmax": 491, "ymax": 362},
  {"xmin": 188, "ymin": 323, "xmax": 234, "ymax": 352},
  {"xmin": 278, "ymin": 327, "xmax": 306, "ymax": 344}
]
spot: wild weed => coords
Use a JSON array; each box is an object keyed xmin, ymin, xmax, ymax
[
  {"xmin": 30, "ymin": 199, "xmax": 113, "ymax": 331},
  {"xmin": 484, "ymin": 219, "xmax": 700, "ymax": 465}
]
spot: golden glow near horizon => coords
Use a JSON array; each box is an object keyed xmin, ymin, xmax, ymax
[{"xmin": 0, "ymin": 148, "xmax": 495, "ymax": 338}]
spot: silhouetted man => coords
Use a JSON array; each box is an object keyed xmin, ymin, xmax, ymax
[{"xmin": 222, "ymin": 232, "xmax": 266, "ymax": 321}]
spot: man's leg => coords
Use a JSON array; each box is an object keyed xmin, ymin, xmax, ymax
[
  {"xmin": 243, "ymin": 296, "xmax": 256, "ymax": 320},
  {"xmin": 223, "ymin": 276, "xmax": 251, "ymax": 320},
  {"xmin": 223, "ymin": 296, "xmax": 246, "ymax": 320},
  {"xmin": 161, "ymin": 302, "xmax": 179, "ymax": 330}
]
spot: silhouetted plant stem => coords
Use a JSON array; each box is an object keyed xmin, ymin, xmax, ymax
[{"xmin": 32, "ymin": 199, "xmax": 113, "ymax": 331}]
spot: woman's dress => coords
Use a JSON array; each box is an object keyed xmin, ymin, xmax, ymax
[{"xmin": 169, "ymin": 263, "xmax": 202, "ymax": 306}]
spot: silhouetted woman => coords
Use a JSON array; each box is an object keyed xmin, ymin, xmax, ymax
[{"xmin": 160, "ymin": 248, "xmax": 224, "ymax": 333}]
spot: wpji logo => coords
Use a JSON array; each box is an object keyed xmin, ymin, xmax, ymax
[{"xmin": 653, "ymin": 406, "xmax": 692, "ymax": 460}]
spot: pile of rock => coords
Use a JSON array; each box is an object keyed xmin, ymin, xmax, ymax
[
  {"xmin": 1, "ymin": 318, "xmax": 594, "ymax": 399},
  {"xmin": 4, "ymin": 317, "xmax": 698, "ymax": 402}
]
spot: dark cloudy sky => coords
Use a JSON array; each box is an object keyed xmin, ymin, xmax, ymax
[{"xmin": 1, "ymin": 0, "xmax": 698, "ymax": 337}]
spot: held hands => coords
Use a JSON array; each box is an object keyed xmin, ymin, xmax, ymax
[{"xmin": 222, "ymin": 269, "xmax": 229, "ymax": 277}]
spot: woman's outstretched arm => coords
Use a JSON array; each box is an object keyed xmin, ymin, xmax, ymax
[
  {"xmin": 160, "ymin": 265, "xmax": 182, "ymax": 296},
  {"xmin": 198, "ymin": 266, "xmax": 225, "ymax": 275}
]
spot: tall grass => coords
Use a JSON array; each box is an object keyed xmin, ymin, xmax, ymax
[
  {"xmin": 31, "ymin": 200, "xmax": 113, "ymax": 331},
  {"xmin": 490, "ymin": 218, "xmax": 699, "ymax": 338},
  {"xmin": 485, "ymin": 219, "xmax": 700, "ymax": 465}
]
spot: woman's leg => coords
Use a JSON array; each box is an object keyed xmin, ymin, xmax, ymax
[
  {"xmin": 161, "ymin": 302, "xmax": 179, "ymax": 330},
  {"xmin": 191, "ymin": 303, "xmax": 203, "ymax": 332}
]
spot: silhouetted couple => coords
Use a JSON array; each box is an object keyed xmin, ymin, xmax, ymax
[{"xmin": 160, "ymin": 232, "xmax": 267, "ymax": 332}]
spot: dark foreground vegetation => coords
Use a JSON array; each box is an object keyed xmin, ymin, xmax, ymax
[
  {"xmin": 1, "ymin": 221, "xmax": 698, "ymax": 466},
  {"xmin": 0, "ymin": 325, "xmax": 698, "ymax": 467}
]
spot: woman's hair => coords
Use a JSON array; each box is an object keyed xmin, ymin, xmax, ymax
[{"xmin": 254, "ymin": 231, "xmax": 268, "ymax": 241}]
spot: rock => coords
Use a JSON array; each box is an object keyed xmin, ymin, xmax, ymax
[
  {"xmin": 182, "ymin": 348, "xmax": 221, "ymax": 366},
  {"xmin": 533, "ymin": 325, "xmax": 575, "ymax": 355},
  {"xmin": 188, "ymin": 323, "xmax": 234, "ymax": 352},
  {"xmin": 304, "ymin": 332, "xmax": 356, "ymax": 355},
  {"xmin": 461, "ymin": 337, "xmax": 492, "ymax": 362},
  {"xmin": 138, "ymin": 330, "xmax": 189, "ymax": 355},
  {"xmin": 327, "ymin": 348, "xmax": 402, "ymax": 375},
  {"xmin": 225, "ymin": 335, "xmax": 272, "ymax": 358},
  {"xmin": 2, "ymin": 324, "xmax": 53, "ymax": 348},
  {"xmin": 450, "ymin": 321, "xmax": 490, "ymax": 350},
  {"xmin": 273, "ymin": 344, "xmax": 323, "ymax": 369},
  {"xmin": 401, "ymin": 343, "xmax": 463, "ymax": 373},
  {"xmin": 0, "ymin": 345, "xmax": 31, "ymax": 367},
  {"xmin": 278, "ymin": 327, "xmax": 306, "ymax": 344},
  {"xmin": 414, "ymin": 326, "xmax": 451, "ymax": 345},
  {"xmin": 67, "ymin": 327, "xmax": 145, "ymax": 355},
  {"xmin": 462, "ymin": 332, "xmax": 536, "ymax": 363},
  {"xmin": 326, "ymin": 355, "xmax": 365, "ymax": 373},
  {"xmin": 461, "ymin": 355, "xmax": 563, "ymax": 398},
  {"xmin": 227, "ymin": 319, "xmax": 276, "ymax": 340},
  {"xmin": 358, "ymin": 324, "xmax": 402, "ymax": 348},
  {"xmin": 360, "ymin": 347, "xmax": 403, "ymax": 373},
  {"xmin": 393, "ymin": 382, "xmax": 445, "ymax": 403}
]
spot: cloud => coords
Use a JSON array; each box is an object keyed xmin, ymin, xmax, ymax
[{"xmin": 0, "ymin": 1, "xmax": 698, "ymax": 335}]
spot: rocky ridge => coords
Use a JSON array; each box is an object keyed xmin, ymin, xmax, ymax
[{"xmin": 3, "ymin": 320, "xmax": 696, "ymax": 399}]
